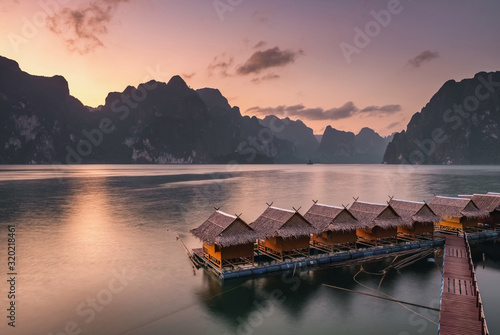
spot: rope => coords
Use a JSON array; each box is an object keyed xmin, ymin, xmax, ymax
[
  {"xmin": 352, "ymin": 268, "xmax": 439, "ymax": 326},
  {"xmin": 322, "ymin": 283, "xmax": 440, "ymax": 312},
  {"xmin": 176, "ymin": 232, "xmax": 198, "ymax": 274}
]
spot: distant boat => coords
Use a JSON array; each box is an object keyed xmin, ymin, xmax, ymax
[{"xmin": 307, "ymin": 160, "xmax": 313, "ymax": 165}]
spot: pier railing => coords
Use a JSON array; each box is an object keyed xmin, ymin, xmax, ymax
[{"xmin": 463, "ymin": 233, "xmax": 489, "ymax": 335}]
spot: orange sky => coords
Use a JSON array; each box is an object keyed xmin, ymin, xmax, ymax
[{"xmin": 1, "ymin": 0, "xmax": 500, "ymax": 136}]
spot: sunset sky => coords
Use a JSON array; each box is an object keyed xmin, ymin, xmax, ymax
[{"xmin": 1, "ymin": 0, "xmax": 500, "ymax": 136}]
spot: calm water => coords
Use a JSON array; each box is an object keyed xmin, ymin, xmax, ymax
[{"xmin": 0, "ymin": 164, "xmax": 499, "ymax": 335}]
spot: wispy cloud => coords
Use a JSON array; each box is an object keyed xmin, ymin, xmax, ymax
[
  {"xmin": 181, "ymin": 72, "xmax": 196, "ymax": 79},
  {"xmin": 407, "ymin": 50, "xmax": 439, "ymax": 68},
  {"xmin": 251, "ymin": 73, "xmax": 280, "ymax": 84},
  {"xmin": 246, "ymin": 102, "xmax": 402, "ymax": 121},
  {"xmin": 236, "ymin": 47, "xmax": 303, "ymax": 75},
  {"xmin": 207, "ymin": 54, "xmax": 234, "ymax": 77},
  {"xmin": 360, "ymin": 105, "xmax": 401, "ymax": 114},
  {"xmin": 254, "ymin": 40, "xmax": 267, "ymax": 49},
  {"xmin": 47, "ymin": 0, "xmax": 131, "ymax": 54},
  {"xmin": 386, "ymin": 121, "xmax": 402, "ymax": 130}
]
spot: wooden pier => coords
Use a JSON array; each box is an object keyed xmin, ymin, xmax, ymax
[{"xmin": 439, "ymin": 234, "xmax": 489, "ymax": 335}]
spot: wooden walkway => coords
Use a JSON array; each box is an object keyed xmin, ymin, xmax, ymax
[{"xmin": 439, "ymin": 235, "xmax": 489, "ymax": 335}]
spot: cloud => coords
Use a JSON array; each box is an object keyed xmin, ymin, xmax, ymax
[
  {"xmin": 236, "ymin": 47, "xmax": 303, "ymax": 75},
  {"xmin": 246, "ymin": 102, "xmax": 357, "ymax": 121},
  {"xmin": 407, "ymin": 50, "xmax": 439, "ymax": 68},
  {"xmin": 181, "ymin": 72, "xmax": 196, "ymax": 79},
  {"xmin": 360, "ymin": 104, "xmax": 402, "ymax": 114},
  {"xmin": 246, "ymin": 102, "xmax": 402, "ymax": 121},
  {"xmin": 254, "ymin": 40, "xmax": 267, "ymax": 49},
  {"xmin": 207, "ymin": 54, "xmax": 234, "ymax": 77},
  {"xmin": 386, "ymin": 121, "xmax": 402, "ymax": 129},
  {"xmin": 47, "ymin": 0, "xmax": 131, "ymax": 54},
  {"xmin": 251, "ymin": 73, "xmax": 280, "ymax": 84}
]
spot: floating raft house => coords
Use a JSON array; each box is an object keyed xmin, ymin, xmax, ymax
[
  {"xmin": 304, "ymin": 202, "xmax": 367, "ymax": 251},
  {"xmin": 430, "ymin": 196, "xmax": 488, "ymax": 233},
  {"xmin": 189, "ymin": 192, "xmax": 500, "ymax": 280},
  {"xmin": 388, "ymin": 199, "xmax": 441, "ymax": 239},
  {"xmin": 190, "ymin": 210, "xmax": 258, "ymax": 268},
  {"xmin": 250, "ymin": 205, "xmax": 316, "ymax": 260},
  {"xmin": 349, "ymin": 201, "xmax": 404, "ymax": 246},
  {"xmin": 459, "ymin": 193, "xmax": 500, "ymax": 226}
]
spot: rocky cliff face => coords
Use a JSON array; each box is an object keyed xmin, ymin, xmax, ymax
[
  {"xmin": 0, "ymin": 56, "xmax": 90, "ymax": 163},
  {"xmin": 0, "ymin": 55, "xmax": 295, "ymax": 164},
  {"xmin": 259, "ymin": 115, "xmax": 319, "ymax": 162},
  {"xmin": 317, "ymin": 126, "xmax": 392, "ymax": 163},
  {"xmin": 383, "ymin": 71, "xmax": 500, "ymax": 164}
]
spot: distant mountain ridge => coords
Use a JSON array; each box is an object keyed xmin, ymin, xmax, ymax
[
  {"xmin": 0, "ymin": 54, "xmax": 393, "ymax": 164},
  {"xmin": 383, "ymin": 71, "xmax": 500, "ymax": 164},
  {"xmin": 0, "ymin": 55, "xmax": 295, "ymax": 164},
  {"xmin": 259, "ymin": 115, "xmax": 319, "ymax": 162},
  {"xmin": 258, "ymin": 115, "xmax": 392, "ymax": 163},
  {"xmin": 316, "ymin": 126, "xmax": 393, "ymax": 163}
]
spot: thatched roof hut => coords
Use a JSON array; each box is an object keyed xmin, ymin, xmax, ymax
[
  {"xmin": 388, "ymin": 199, "xmax": 442, "ymax": 225},
  {"xmin": 303, "ymin": 203, "xmax": 369, "ymax": 232},
  {"xmin": 250, "ymin": 206, "xmax": 316, "ymax": 239},
  {"xmin": 429, "ymin": 196, "xmax": 489, "ymax": 219},
  {"xmin": 191, "ymin": 210, "xmax": 258, "ymax": 247},
  {"xmin": 349, "ymin": 201, "xmax": 406, "ymax": 228},
  {"xmin": 459, "ymin": 194, "xmax": 500, "ymax": 213}
]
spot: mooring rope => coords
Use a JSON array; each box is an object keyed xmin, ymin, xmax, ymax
[
  {"xmin": 351, "ymin": 264, "xmax": 439, "ymax": 325},
  {"xmin": 322, "ymin": 283, "xmax": 440, "ymax": 312}
]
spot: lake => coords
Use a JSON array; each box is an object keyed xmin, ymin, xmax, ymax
[{"xmin": 0, "ymin": 164, "xmax": 499, "ymax": 335}]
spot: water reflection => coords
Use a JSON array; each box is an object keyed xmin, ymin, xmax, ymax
[
  {"xmin": 196, "ymin": 255, "xmax": 441, "ymax": 333},
  {"xmin": 0, "ymin": 165, "xmax": 499, "ymax": 335},
  {"xmin": 472, "ymin": 239, "xmax": 500, "ymax": 270}
]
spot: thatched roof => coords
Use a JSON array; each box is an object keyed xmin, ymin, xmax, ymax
[
  {"xmin": 349, "ymin": 201, "xmax": 407, "ymax": 228},
  {"xmin": 389, "ymin": 199, "xmax": 442, "ymax": 225},
  {"xmin": 303, "ymin": 203, "xmax": 369, "ymax": 232},
  {"xmin": 487, "ymin": 192, "xmax": 500, "ymax": 195},
  {"xmin": 250, "ymin": 206, "xmax": 317, "ymax": 239},
  {"xmin": 459, "ymin": 194, "xmax": 500, "ymax": 213},
  {"xmin": 429, "ymin": 196, "xmax": 489, "ymax": 219},
  {"xmin": 191, "ymin": 210, "xmax": 258, "ymax": 247}
]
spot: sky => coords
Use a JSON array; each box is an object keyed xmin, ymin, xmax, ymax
[{"xmin": 1, "ymin": 0, "xmax": 500, "ymax": 136}]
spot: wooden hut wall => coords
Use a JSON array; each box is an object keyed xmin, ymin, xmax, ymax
[
  {"xmin": 440, "ymin": 201, "xmax": 480, "ymax": 230},
  {"xmin": 260, "ymin": 235, "xmax": 310, "ymax": 255},
  {"xmin": 221, "ymin": 243, "xmax": 254, "ymax": 261},
  {"xmin": 437, "ymin": 216, "xmax": 461, "ymax": 232},
  {"xmin": 203, "ymin": 242, "xmax": 255, "ymax": 268},
  {"xmin": 356, "ymin": 226, "xmax": 397, "ymax": 243},
  {"xmin": 281, "ymin": 236, "xmax": 310, "ymax": 250},
  {"xmin": 437, "ymin": 216, "xmax": 478, "ymax": 232},
  {"xmin": 203, "ymin": 243, "xmax": 222, "ymax": 267},
  {"xmin": 314, "ymin": 230, "xmax": 357, "ymax": 244},
  {"xmin": 398, "ymin": 221, "xmax": 434, "ymax": 236},
  {"xmin": 493, "ymin": 212, "xmax": 500, "ymax": 224},
  {"xmin": 459, "ymin": 216, "xmax": 479, "ymax": 229},
  {"xmin": 480, "ymin": 212, "xmax": 500, "ymax": 225}
]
